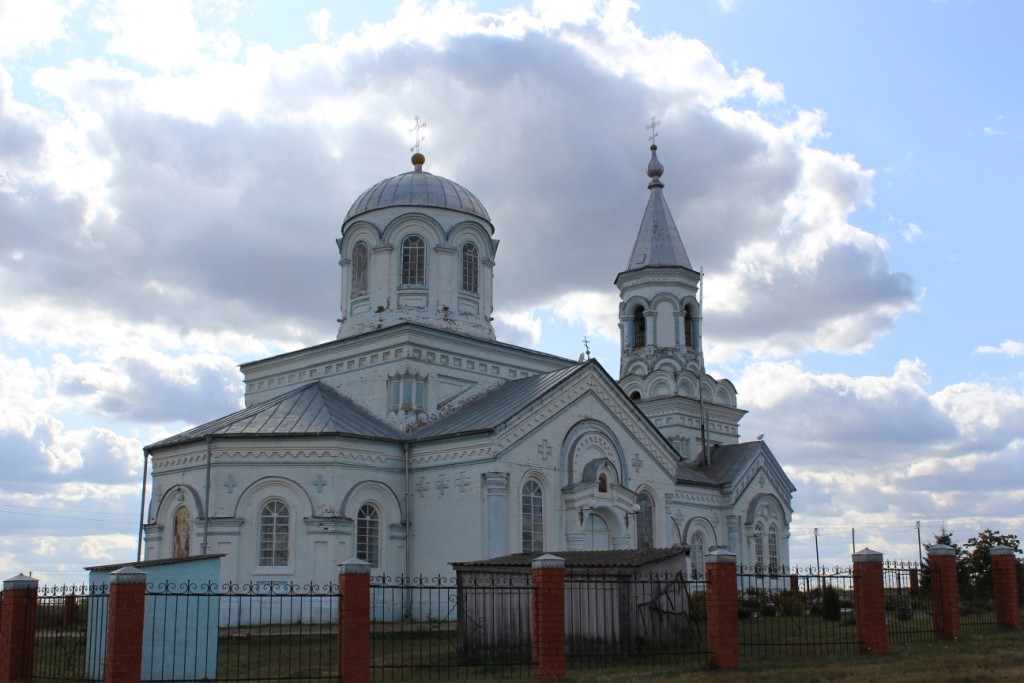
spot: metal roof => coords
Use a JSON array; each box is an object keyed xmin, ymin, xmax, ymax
[
  {"xmin": 410, "ymin": 363, "xmax": 589, "ymax": 440},
  {"xmin": 451, "ymin": 547, "xmax": 688, "ymax": 570},
  {"xmin": 624, "ymin": 145, "xmax": 692, "ymax": 271},
  {"xmin": 344, "ymin": 161, "xmax": 491, "ymax": 223},
  {"xmin": 146, "ymin": 381, "xmax": 403, "ymax": 450}
]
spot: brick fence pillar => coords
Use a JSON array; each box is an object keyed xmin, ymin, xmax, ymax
[
  {"xmin": 104, "ymin": 566, "xmax": 147, "ymax": 683},
  {"xmin": 531, "ymin": 554, "xmax": 566, "ymax": 681},
  {"xmin": 705, "ymin": 550, "xmax": 739, "ymax": 670},
  {"xmin": 0, "ymin": 573, "xmax": 39, "ymax": 683},
  {"xmin": 909, "ymin": 568, "xmax": 919, "ymax": 595},
  {"xmin": 852, "ymin": 548, "xmax": 888, "ymax": 654},
  {"xmin": 338, "ymin": 558, "xmax": 372, "ymax": 683},
  {"xmin": 928, "ymin": 544, "xmax": 961, "ymax": 639},
  {"xmin": 991, "ymin": 545, "xmax": 1021, "ymax": 630}
]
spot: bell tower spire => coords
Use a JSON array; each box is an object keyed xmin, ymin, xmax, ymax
[{"xmin": 615, "ymin": 141, "xmax": 701, "ymax": 378}]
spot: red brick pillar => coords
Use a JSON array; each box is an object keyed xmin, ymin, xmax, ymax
[
  {"xmin": 852, "ymin": 549, "xmax": 888, "ymax": 654},
  {"xmin": 909, "ymin": 568, "xmax": 919, "ymax": 595},
  {"xmin": 991, "ymin": 545, "xmax": 1021, "ymax": 630},
  {"xmin": 104, "ymin": 566, "xmax": 147, "ymax": 683},
  {"xmin": 531, "ymin": 554, "xmax": 566, "ymax": 681},
  {"xmin": 63, "ymin": 591, "xmax": 78, "ymax": 628},
  {"xmin": 928, "ymin": 544, "xmax": 961, "ymax": 639},
  {"xmin": 0, "ymin": 573, "xmax": 39, "ymax": 683},
  {"xmin": 338, "ymin": 558, "xmax": 372, "ymax": 683},
  {"xmin": 790, "ymin": 574, "xmax": 799, "ymax": 592},
  {"xmin": 705, "ymin": 550, "xmax": 739, "ymax": 670}
]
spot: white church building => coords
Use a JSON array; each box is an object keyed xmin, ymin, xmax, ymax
[{"xmin": 141, "ymin": 143, "xmax": 795, "ymax": 585}]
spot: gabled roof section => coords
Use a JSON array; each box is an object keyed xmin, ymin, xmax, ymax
[
  {"xmin": 680, "ymin": 441, "xmax": 796, "ymax": 494},
  {"xmin": 411, "ymin": 362, "xmax": 588, "ymax": 440},
  {"xmin": 624, "ymin": 145, "xmax": 692, "ymax": 271},
  {"xmin": 451, "ymin": 547, "xmax": 688, "ymax": 570},
  {"xmin": 146, "ymin": 381, "xmax": 403, "ymax": 450}
]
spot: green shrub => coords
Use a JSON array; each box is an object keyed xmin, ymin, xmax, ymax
[{"xmin": 821, "ymin": 585, "xmax": 841, "ymax": 622}]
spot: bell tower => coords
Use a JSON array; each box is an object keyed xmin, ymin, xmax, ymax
[{"xmin": 615, "ymin": 136, "xmax": 745, "ymax": 464}]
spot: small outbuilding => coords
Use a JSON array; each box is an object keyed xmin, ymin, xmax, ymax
[{"xmin": 451, "ymin": 547, "xmax": 693, "ymax": 661}]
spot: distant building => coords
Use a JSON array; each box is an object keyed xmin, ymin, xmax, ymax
[{"xmin": 142, "ymin": 144, "xmax": 795, "ymax": 584}]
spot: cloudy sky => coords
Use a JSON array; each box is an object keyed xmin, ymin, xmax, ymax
[{"xmin": 1, "ymin": 0, "xmax": 1021, "ymax": 582}]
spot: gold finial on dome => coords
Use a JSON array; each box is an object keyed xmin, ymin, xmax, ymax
[{"xmin": 411, "ymin": 152, "xmax": 425, "ymax": 171}]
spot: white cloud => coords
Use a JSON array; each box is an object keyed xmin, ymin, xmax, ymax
[
  {"xmin": 307, "ymin": 9, "xmax": 332, "ymax": 42},
  {"xmin": 975, "ymin": 339, "xmax": 1024, "ymax": 357},
  {"xmin": 0, "ymin": 0, "xmax": 75, "ymax": 57}
]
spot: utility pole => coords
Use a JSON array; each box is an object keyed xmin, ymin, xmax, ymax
[
  {"xmin": 814, "ymin": 527, "xmax": 820, "ymax": 576},
  {"xmin": 851, "ymin": 527, "xmax": 856, "ymax": 554},
  {"xmin": 916, "ymin": 521, "xmax": 923, "ymax": 567}
]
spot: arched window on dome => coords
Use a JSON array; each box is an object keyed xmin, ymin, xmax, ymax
[
  {"xmin": 521, "ymin": 480, "xmax": 543, "ymax": 553},
  {"xmin": 351, "ymin": 242, "xmax": 368, "ymax": 297},
  {"xmin": 401, "ymin": 235, "xmax": 425, "ymax": 286},
  {"xmin": 258, "ymin": 500, "xmax": 289, "ymax": 567},
  {"xmin": 636, "ymin": 492, "xmax": 654, "ymax": 549},
  {"xmin": 632, "ymin": 306, "xmax": 646, "ymax": 348},
  {"xmin": 356, "ymin": 504, "xmax": 380, "ymax": 568},
  {"xmin": 461, "ymin": 242, "xmax": 479, "ymax": 294},
  {"xmin": 684, "ymin": 305, "xmax": 694, "ymax": 347},
  {"xmin": 768, "ymin": 523, "xmax": 779, "ymax": 573}
]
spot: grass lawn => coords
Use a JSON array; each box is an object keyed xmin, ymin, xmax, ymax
[{"xmin": 569, "ymin": 628, "xmax": 1024, "ymax": 683}]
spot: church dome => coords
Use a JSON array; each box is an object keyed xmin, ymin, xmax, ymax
[{"xmin": 344, "ymin": 154, "xmax": 491, "ymax": 223}]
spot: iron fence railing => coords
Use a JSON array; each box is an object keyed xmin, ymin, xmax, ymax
[
  {"xmin": 882, "ymin": 561, "xmax": 935, "ymax": 644},
  {"xmin": 736, "ymin": 565, "xmax": 858, "ymax": 659},
  {"xmin": 34, "ymin": 583, "xmax": 103, "ymax": 682},
  {"xmin": 959, "ymin": 579, "xmax": 999, "ymax": 635},
  {"xmin": 565, "ymin": 571, "xmax": 707, "ymax": 673}
]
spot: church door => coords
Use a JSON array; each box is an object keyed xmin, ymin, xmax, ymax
[{"xmin": 584, "ymin": 513, "xmax": 611, "ymax": 551}]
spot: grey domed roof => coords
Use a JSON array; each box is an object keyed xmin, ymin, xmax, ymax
[{"xmin": 344, "ymin": 156, "xmax": 490, "ymax": 223}]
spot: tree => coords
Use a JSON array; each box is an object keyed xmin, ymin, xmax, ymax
[
  {"xmin": 961, "ymin": 529, "xmax": 1022, "ymax": 593},
  {"xmin": 920, "ymin": 525, "xmax": 968, "ymax": 592}
]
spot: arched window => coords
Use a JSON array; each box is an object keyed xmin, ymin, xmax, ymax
[
  {"xmin": 684, "ymin": 306, "xmax": 694, "ymax": 347},
  {"xmin": 690, "ymin": 530, "xmax": 706, "ymax": 579},
  {"xmin": 629, "ymin": 390, "xmax": 641, "ymax": 401},
  {"xmin": 754, "ymin": 522, "xmax": 765, "ymax": 572},
  {"xmin": 768, "ymin": 524, "xmax": 779, "ymax": 573},
  {"xmin": 598, "ymin": 473, "xmax": 608, "ymax": 493},
  {"xmin": 173, "ymin": 506, "xmax": 191, "ymax": 558},
  {"xmin": 357, "ymin": 504, "xmax": 380, "ymax": 568},
  {"xmin": 401, "ymin": 235, "xmax": 425, "ymax": 286},
  {"xmin": 632, "ymin": 306, "xmax": 646, "ymax": 348},
  {"xmin": 521, "ymin": 480, "xmax": 544, "ymax": 553},
  {"xmin": 636, "ymin": 492, "xmax": 654, "ymax": 549},
  {"xmin": 351, "ymin": 242, "xmax": 368, "ymax": 297},
  {"xmin": 258, "ymin": 500, "xmax": 289, "ymax": 567},
  {"xmin": 461, "ymin": 242, "xmax": 479, "ymax": 293}
]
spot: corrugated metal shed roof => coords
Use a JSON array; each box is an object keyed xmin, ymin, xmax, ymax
[
  {"xmin": 410, "ymin": 362, "xmax": 588, "ymax": 440},
  {"xmin": 146, "ymin": 381, "xmax": 403, "ymax": 449},
  {"xmin": 451, "ymin": 547, "xmax": 688, "ymax": 570}
]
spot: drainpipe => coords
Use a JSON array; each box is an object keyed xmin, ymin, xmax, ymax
[
  {"xmin": 136, "ymin": 449, "xmax": 150, "ymax": 562},
  {"xmin": 203, "ymin": 436, "xmax": 213, "ymax": 555},
  {"xmin": 403, "ymin": 441, "xmax": 412, "ymax": 618}
]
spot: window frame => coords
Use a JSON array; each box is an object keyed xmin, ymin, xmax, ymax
[
  {"xmin": 400, "ymin": 235, "xmax": 426, "ymax": 287},
  {"xmin": 521, "ymin": 480, "xmax": 544, "ymax": 553},
  {"xmin": 356, "ymin": 503, "xmax": 381, "ymax": 569},
  {"xmin": 257, "ymin": 499, "xmax": 290, "ymax": 568},
  {"xmin": 461, "ymin": 241, "xmax": 479, "ymax": 294},
  {"xmin": 351, "ymin": 241, "xmax": 369, "ymax": 297}
]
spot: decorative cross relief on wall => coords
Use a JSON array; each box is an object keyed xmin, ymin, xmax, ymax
[
  {"xmin": 537, "ymin": 439, "xmax": 552, "ymax": 461},
  {"xmin": 223, "ymin": 476, "xmax": 236, "ymax": 494},
  {"xmin": 435, "ymin": 476, "xmax": 450, "ymax": 497},
  {"xmin": 415, "ymin": 476, "xmax": 429, "ymax": 498},
  {"xmin": 312, "ymin": 474, "xmax": 327, "ymax": 493},
  {"xmin": 455, "ymin": 472, "xmax": 471, "ymax": 493},
  {"xmin": 632, "ymin": 454, "xmax": 643, "ymax": 474}
]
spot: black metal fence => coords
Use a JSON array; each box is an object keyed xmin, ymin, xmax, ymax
[
  {"xmin": 735, "ymin": 565, "xmax": 858, "ymax": 659},
  {"xmin": 564, "ymin": 571, "xmax": 707, "ymax": 673},
  {"xmin": 33, "ymin": 583, "xmax": 104, "ymax": 682},
  {"xmin": 9, "ymin": 560, "xmax": 1017, "ymax": 681}
]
